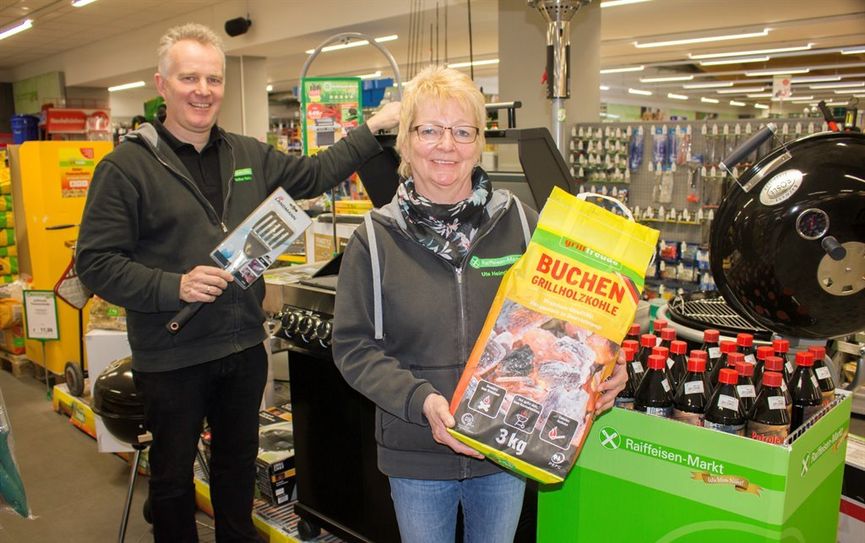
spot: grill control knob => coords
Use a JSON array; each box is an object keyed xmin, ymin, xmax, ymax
[
  {"xmin": 297, "ymin": 315, "xmax": 315, "ymax": 340},
  {"xmin": 281, "ymin": 311, "xmax": 300, "ymax": 336},
  {"xmin": 316, "ymin": 319, "xmax": 333, "ymax": 346}
]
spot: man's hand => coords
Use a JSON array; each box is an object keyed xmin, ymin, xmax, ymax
[
  {"xmin": 595, "ymin": 349, "xmax": 628, "ymax": 414},
  {"xmin": 179, "ymin": 265, "xmax": 234, "ymax": 303},
  {"xmin": 365, "ymin": 101, "xmax": 401, "ymax": 133},
  {"xmin": 422, "ymin": 393, "xmax": 484, "ymax": 459}
]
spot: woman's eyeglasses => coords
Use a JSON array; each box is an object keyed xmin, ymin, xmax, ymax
[{"xmin": 412, "ymin": 124, "xmax": 479, "ymax": 144}]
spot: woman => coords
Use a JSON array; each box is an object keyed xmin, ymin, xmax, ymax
[{"xmin": 333, "ymin": 65, "xmax": 627, "ymax": 542}]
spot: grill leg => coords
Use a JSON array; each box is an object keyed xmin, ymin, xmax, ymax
[{"xmin": 118, "ymin": 446, "xmax": 143, "ymax": 543}]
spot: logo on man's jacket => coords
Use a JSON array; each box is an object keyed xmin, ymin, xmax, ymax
[
  {"xmin": 233, "ymin": 167, "xmax": 253, "ymax": 182},
  {"xmin": 469, "ymin": 254, "xmax": 522, "ymax": 277}
]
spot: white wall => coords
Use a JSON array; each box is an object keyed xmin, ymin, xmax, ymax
[{"xmin": 109, "ymin": 87, "xmax": 160, "ymax": 121}]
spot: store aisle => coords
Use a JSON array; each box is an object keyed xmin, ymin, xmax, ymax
[{"xmin": 0, "ymin": 367, "xmax": 215, "ymax": 542}]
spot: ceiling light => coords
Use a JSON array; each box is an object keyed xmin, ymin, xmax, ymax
[
  {"xmin": 755, "ymin": 103, "xmax": 769, "ymax": 109},
  {"xmin": 689, "ymin": 43, "xmax": 813, "ymax": 59},
  {"xmin": 628, "ymin": 88, "xmax": 653, "ymax": 96},
  {"xmin": 791, "ymin": 75, "xmax": 842, "ymax": 84},
  {"xmin": 600, "ymin": 65, "xmax": 644, "ymax": 74},
  {"xmin": 701, "ymin": 97, "xmax": 719, "ymax": 103},
  {"xmin": 266, "ymin": 84, "xmax": 273, "ymax": 92},
  {"xmin": 0, "ymin": 18, "xmax": 33, "ymax": 41},
  {"xmin": 683, "ymin": 81, "xmax": 734, "ymax": 89},
  {"xmin": 305, "ymin": 34, "xmax": 397, "ymax": 54},
  {"xmin": 600, "ymin": 0, "xmax": 651, "ymax": 7},
  {"xmin": 667, "ymin": 93, "xmax": 688, "ymax": 100},
  {"xmin": 599, "ymin": 85, "xmax": 610, "ymax": 91},
  {"xmin": 746, "ymin": 67, "xmax": 810, "ymax": 76},
  {"xmin": 356, "ymin": 70, "xmax": 382, "ymax": 79},
  {"xmin": 809, "ymin": 81, "xmax": 864, "ymax": 89},
  {"xmin": 729, "ymin": 100, "xmax": 746, "ymax": 106},
  {"xmin": 635, "ymin": 28, "xmax": 769, "ymax": 49},
  {"xmin": 447, "ymin": 59, "xmax": 499, "ymax": 69},
  {"xmin": 717, "ymin": 86, "xmax": 765, "ymax": 94},
  {"xmin": 71, "ymin": 0, "xmax": 98, "ymax": 6},
  {"xmin": 841, "ymin": 46, "xmax": 865, "ymax": 55},
  {"xmin": 108, "ymin": 81, "xmax": 146, "ymax": 92},
  {"xmin": 639, "ymin": 75, "xmax": 694, "ymax": 83},
  {"xmin": 699, "ymin": 56, "xmax": 770, "ymax": 66},
  {"xmin": 835, "ymin": 88, "xmax": 865, "ymax": 94},
  {"xmin": 790, "ymin": 97, "xmax": 815, "ymax": 102},
  {"xmin": 747, "ymin": 93, "xmax": 773, "ymax": 98}
]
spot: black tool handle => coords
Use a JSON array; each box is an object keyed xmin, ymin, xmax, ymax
[
  {"xmin": 720, "ymin": 123, "xmax": 776, "ymax": 174},
  {"xmin": 166, "ymin": 302, "xmax": 203, "ymax": 334},
  {"xmin": 817, "ymin": 100, "xmax": 840, "ymax": 132}
]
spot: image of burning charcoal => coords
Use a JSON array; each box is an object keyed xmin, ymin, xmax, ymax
[
  {"xmin": 497, "ymin": 344, "xmax": 535, "ymax": 377},
  {"xmin": 553, "ymin": 336, "xmax": 596, "ymax": 367},
  {"xmin": 545, "ymin": 386, "xmax": 591, "ymax": 424},
  {"xmin": 478, "ymin": 336, "xmax": 508, "ymax": 376},
  {"xmin": 537, "ymin": 361, "xmax": 587, "ymax": 390},
  {"xmin": 494, "ymin": 300, "xmax": 548, "ymax": 336}
]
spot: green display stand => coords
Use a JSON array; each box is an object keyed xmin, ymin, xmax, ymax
[{"xmin": 538, "ymin": 394, "xmax": 852, "ymax": 542}]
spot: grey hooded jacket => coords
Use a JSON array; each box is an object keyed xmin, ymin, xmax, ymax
[
  {"xmin": 333, "ymin": 186, "xmax": 537, "ymax": 479},
  {"xmin": 76, "ymin": 122, "xmax": 382, "ymax": 371}
]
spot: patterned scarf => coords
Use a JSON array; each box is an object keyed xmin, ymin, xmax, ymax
[{"xmin": 397, "ymin": 168, "xmax": 493, "ymax": 263}]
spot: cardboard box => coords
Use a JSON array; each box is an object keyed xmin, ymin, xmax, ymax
[
  {"xmin": 304, "ymin": 218, "xmax": 359, "ymax": 263},
  {"xmin": 256, "ymin": 403, "xmax": 295, "ymax": 506},
  {"xmin": 538, "ymin": 394, "xmax": 852, "ymax": 542},
  {"xmin": 84, "ymin": 330, "xmax": 133, "ymax": 453}
]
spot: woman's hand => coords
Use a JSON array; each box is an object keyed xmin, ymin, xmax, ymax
[
  {"xmin": 595, "ymin": 349, "xmax": 628, "ymax": 414},
  {"xmin": 423, "ymin": 393, "xmax": 484, "ymax": 459}
]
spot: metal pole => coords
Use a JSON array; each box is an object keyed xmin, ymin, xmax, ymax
[{"xmin": 118, "ymin": 447, "xmax": 142, "ymax": 543}]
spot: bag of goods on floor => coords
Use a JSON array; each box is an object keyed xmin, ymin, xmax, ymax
[
  {"xmin": 0, "ymin": 387, "xmax": 30, "ymax": 518},
  {"xmin": 449, "ymin": 188, "xmax": 658, "ymax": 483}
]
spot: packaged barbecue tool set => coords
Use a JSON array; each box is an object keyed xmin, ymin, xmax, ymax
[{"xmin": 449, "ymin": 187, "xmax": 658, "ymax": 483}]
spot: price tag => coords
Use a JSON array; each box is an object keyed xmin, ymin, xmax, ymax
[
  {"xmin": 737, "ymin": 384, "xmax": 756, "ymax": 398},
  {"xmin": 23, "ymin": 290, "xmax": 60, "ymax": 341},
  {"xmin": 684, "ymin": 381, "xmax": 705, "ymax": 395},
  {"xmin": 815, "ymin": 366, "xmax": 831, "ymax": 380},
  {"xmin": 631, "ymin": 362, "xmax": 644, "ymax": 374},
  {"xmin": 718, "ymin": 394, "xmax": 739, "ymax": 411},
  {"xmin": 661, "ymin": 379, "xmax": 671, "ymax": 392},
  {"xmin": 768, "ymin": 396, "xmax": 786, "ymax": 410}
]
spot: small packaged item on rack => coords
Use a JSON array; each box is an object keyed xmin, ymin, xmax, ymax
[
  {"xmin": 658, "ymin": 240, "xmax": 679, "ymax": 263},
  {"xmin": 696, "ymin": 249, "xmax": 711, "ymax": 271},
  {"xmin": 659, "ymin": 261, "xmax": 678, "ymax": 281},
  {"xmin": 699, "ymin": 272, "xmax": 716, "ymax": 291},
  {"xmin": 679, "ymin": 242, "xmax": 699, "ymax": 263},
  {"xmin": 677, "ymin": 262, "xmax": 697, "ymax": 283}
]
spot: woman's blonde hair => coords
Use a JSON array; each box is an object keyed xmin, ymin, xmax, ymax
[
  {"xmin": 157, "ymin": 23, "xmax": 225, "ymax": 76},
  {"xmin": 396, "ymin": 65, "xmax": 486, "ymax": 179}
]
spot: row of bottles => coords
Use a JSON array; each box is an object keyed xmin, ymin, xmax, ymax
[{"xmin": 616, "ymin": 324, "xmax": 836, "ymax": 445}]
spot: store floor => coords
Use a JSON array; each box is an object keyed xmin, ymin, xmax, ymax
[{"xmin": 0, "ymin": 366, "xmax": 217, "ymax": 542}]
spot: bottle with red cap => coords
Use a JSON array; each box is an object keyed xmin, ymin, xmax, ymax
[
  {"xmin": 672, "ymin": 357, "xmax": 709, "ymax": 426},
  {"xmin": 700, "ymin": 329, "xmax": 722, "ymax": 371},
  {"xmin": 626, "ymin": 323, "xmax": 642, "ymax": 343},
  {"xmin": 652, "ymin": 346, "xmax": 671, "ymax": 385},
  {"xmin": 689, "ymin": 350, "xmax": 713, "ymax": 392},
  {"xmin": 789, "ymin": 351, "xmax": 823, "ymax": 432},
  {"xmin": 636, "ymin": 334, "xmax": 656, "ymax": 379},
  {"xmin": 736, "ymin": 333, "xmax": 757, "ymax": 365},
  {"xmin": 735, "ymin": 361, "xmax": 757, "ymax": 414},
  {"xmin": 615, "ymin": 346, "xmax": 638, "ymax": 409},
  {"xmin": 634, "ymin": 354, "xmax": 674, "ymax": 418},
  {"xmin": 762, "ymin": 356, "xmax": 792, "ymax": 417},
  {"xmin": 747, "ymin": 371, "xmax": 791, "ymax": 445},
  {"xmin": 708, "ymin": 341, "xmax": 738, "ymax": 389},
  {"xmin": 658, "ymin": 328, "xmax": 677, "ymax": 354},
  {"xmin": 772, "ymin": 338, "xmax": 794, "ymax": 383},
  {"xmin": 807, "ymin": 345, "xmax": 835, "ymax": 406},
  {"xmin": 668, "ymin": 340, "xmax": 688, "ymax": 388},
  {"xmin": 652, "ymin": 318, "xmax": 668, "ymax": 336},
  {"xmin": 753, "ymin": 345, "xmax": 777, "ymax": 392},
  {"xmin": 704, "ymin": 368, "xmax": 746, "ymax": 435}
]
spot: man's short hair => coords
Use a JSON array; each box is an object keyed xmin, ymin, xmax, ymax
[{"xmin": 157, "ymin": 23, "xmax": 225, "ymax": 76}]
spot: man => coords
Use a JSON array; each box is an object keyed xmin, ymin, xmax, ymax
[{"xmin": 76, "ymin": 23, "xmax": 399, "ymax": 542}]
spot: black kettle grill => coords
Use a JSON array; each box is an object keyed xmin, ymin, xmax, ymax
[
  {"xmin": 92, "ymin": 357, "xmax": 149, "ymax": 543},
  {"xmin": 710, "ymin": 127, "xmax": 865, "ymax": 339}
]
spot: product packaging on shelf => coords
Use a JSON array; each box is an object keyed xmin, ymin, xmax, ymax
[
  {"xmin": 448, "ymin": 187, "xmax": 658, "ymax": 483},
  {"xmin": 539, "ymin": 393, "xmax": 852, "ymax": 542},
  {"xmin": 256, "ymin": 403, "xmax": 295, "ymax": 507}
]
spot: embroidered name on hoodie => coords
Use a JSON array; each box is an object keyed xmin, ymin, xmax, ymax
[
  {"xmin": 470, "ymin": 254, "xmax": 522, "ymax": 277},
  {"xmin": 233, "ymin": 167, "xmax": 253, "ymax": 182}
]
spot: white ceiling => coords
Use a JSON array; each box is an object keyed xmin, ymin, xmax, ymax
[{"xmin": 0, "ymin": 0, "xmax": 863, "ymax": 111}]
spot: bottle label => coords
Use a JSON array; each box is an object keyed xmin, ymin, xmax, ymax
[
  {"xmin": 785, "ymin": 361, "xmax": 793, "ymax": 375},
  {"xmin": 810, "ymin": 375, "xmax": 820, "ymax": 390},
  {"xmin": 747, "ymin": 421, "xmax": 788, "ymax": 444},
  {"xmin": 781, "ymin": 381, "xmax": 788, "ymax": 392},
  {"xmin": 768, "ymin": 396, "xmax": 786, "ymax": 410},
  {"xmin": 737, "ymin": 384, "xmax": 756, "ymax": 398},
  {"xmin": 704, "ymin": 420, "xmax": 745, "ymax": 435},
  {"xmin": 815, "ymin": 366, "xmax": 831, "ymax": 380},
  {"xmin": 672, "ymin": 409, "xmax": 703, "ymax": 426},
  {"xmin": 655, "ymin": 337, "xmax": 662, "ymax": 346},
  {"xmin": 667, "ymin": 357, "xmax": 675, "ymax": 369},
  {"xmin": 718, "ymin": 394, "xmax": 739, "ymax": 411},
  {"xmin": 684, "ymin": 381, "xmax": 705, "ymax": 395},
  {"xmin": 744, "ymin": 354, "xmax": 756, "ymax": 365},
  {"xmin": 632, "ymin": 361, "xmax": 644, "ymax": 374},
  {"xmin": 708, "ymin": 347, "xmax": 721, "ymax": 359},
  {"xmin": 645, "ymin": 406, "xmax": 672, "ymax": 418},
  {"xmin": 615, "ymin": 397, "xmax": 635, "ymax": 409},
  {"xmin": 661, "ymin": 379, "xmax": 671, "ymax": 392}
]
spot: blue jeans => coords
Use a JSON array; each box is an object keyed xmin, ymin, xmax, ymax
[{"xmin": 389, "ymin": 471, "xmax": 526, "ymax": 543}]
